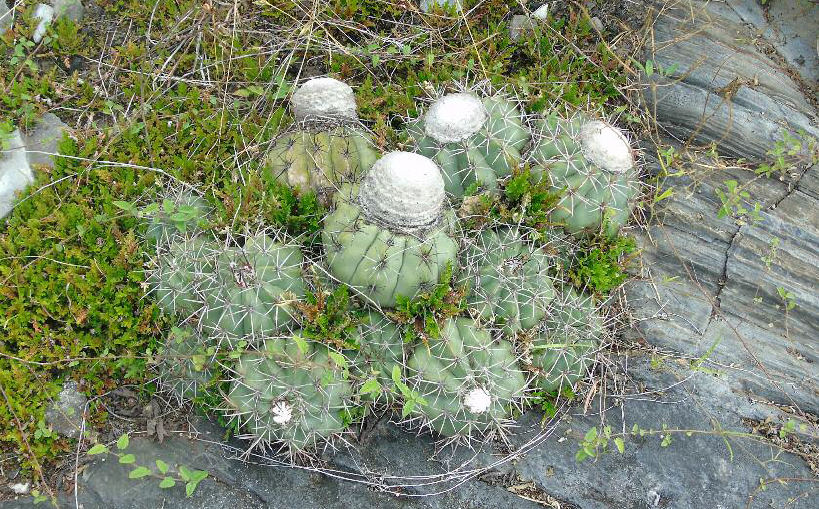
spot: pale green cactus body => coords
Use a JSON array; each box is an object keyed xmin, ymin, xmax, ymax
[
  {"xmin": 531, "ymin": 288, "xmax": 601, "ymax": 393},
  {"xmin": 346, "ymin": 311, "xmax": 405, "ymax": 404},
  {"xmin": 405, "ymin": 93, "xmax": 530, "ymax": 197},
  {"xmin": 405, "ymin": 317, "xmax": 527, "ymax": 441},
  {"xmin": 264, "ymin": 127, "xmax": 378, "ymax": 199},
  {"xmin": 530, "ymin": 114, "xmax": 638, "ymax": 236},
  {"xmin": 227, "ymin": 334, "xmax": 353, "ymax": 453},
  {"xmin": 463, "ymin": 228, "xmax": 556, "ymax": 334},
  {"xmin": 322, "ymin": 153, "xmax": 459, "ymax": 307},
  {"xmin": 199, "ymin": 234, "xmax": 306, "ymax": 340},
  {"xmin": 149, "ymin": 237, "xmax": 216, "ymax": 316},
  {"xmin": 145, "ymin": 192, "xmax": 210, "ymax": 244},
  {"xmin": 158, "ymin": 327, "xmax": 216, "ymax": 401}
]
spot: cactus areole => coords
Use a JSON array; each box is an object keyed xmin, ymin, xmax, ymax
[{"xmin": 290, "ymin": 77, "xmax": 358, "ymax": 122}]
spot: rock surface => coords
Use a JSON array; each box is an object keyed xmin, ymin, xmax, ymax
[
  {"xmin": 21, "ymin": 113, "xmax": 70, "ymax": 169},
  {"xmin": 0, "ymin": 1, "xmax": 12, "ymax": 34},
  {"xmin": 0, "ymin": 130, "xmax": 35, "ymax": 220},
  {"xmin": 52, "ymin": 0, "xmax": 84, "ymax": 22},
  {"xmin": 44, "ymin": 381, "xmax": 87, "ymax": 439},
  {"xmin": 31, "ymin": 3, "xmax": 54, "ymax": 44},
  {"xmin": 641, "ymin": 0, "xmax": 819, "ymax": 162}
]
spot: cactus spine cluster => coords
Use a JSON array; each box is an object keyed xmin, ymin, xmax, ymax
[
  {"xmin": 529, "ymin": 114, "xmax": 638, "ymax": 236},
  {"xmin": 404, "ymin": 92, "xmax": 530, "ymax": 197},
  {"xmin": 462, "ymin": 227, "xmax": 556, "ymax": 334}
]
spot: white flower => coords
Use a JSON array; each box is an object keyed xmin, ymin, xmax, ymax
[
  {"xmin": 271, "ymin": 401, "xmax": 293, "ymax": 425},
  {"xmin": 462, "ymin": 387, "xmax": 492, "ymax": 414}
]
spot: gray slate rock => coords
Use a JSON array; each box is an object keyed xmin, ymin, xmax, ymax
[
  {"xmin": 509, "ymin": 15, "xmax": 536, "ymax": 42},
  {"xmin": 0, "ymin": 130, "xmax": 35, "ymax": 220},
  {"xmin": 1, "ymin": 1, "xmax": 12, "ymax": 34},
  {"xmin": 44, "ymin": 381, "xmax": 87, "ymax": 439},
  {"xmin": 641, "ymin": 0, "xmax": 819, "ymax": 162},
  {"xmin": 20, "ymin": 112, "xmax": 70, "ymax": 169},
  {"xmin": 52, "ymin": 0, "xmax": 84, "ymax": 22},
  {"xmin": 511, "ymin": 359, "xmax": 818, "ymax": 509}
]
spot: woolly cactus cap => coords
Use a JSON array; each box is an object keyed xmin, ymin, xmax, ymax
[
  {"xmin": 424, "ymin": 93, "xmax": 488, "ymax": 143},
  {"xmin": 290, "ymin": 77, "xmax": 357, "ymax": 122},
  {"xmin": 578, "ymin": 120, "xmax": 634, "ymax": 174},
  {"xmin": 358, "ymin": 151, "xmax": 446, "ymax": 233}
]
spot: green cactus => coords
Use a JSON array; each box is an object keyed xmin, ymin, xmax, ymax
[
  {"xmin": 148, "ymin": 236, "xmax": 217, "ymax": 316},
  {"xmin": 529, "ymin": 114, "xmax": 639, "ymax": 236},
  {"xmin": 404, "ymin": 317, "xmax": 527, "ymax": 441},
  {"xmin": 530, "ymin": 288, "xmax": 601, "ymax": 393},
  {"xmin": 462, "ymin": 227, "xmax": 556, "ymax": 334},
  {"xmin": 158, "ymin": 326, "xmax": 216, "ymax": 402},
  {"xmin": 346, "ymin": 311, "xmax": 405, "ymax": 404},
  {"xmin": 404, "ymin": 93, "xmax": 530, "ymax": 197},
  {"xmin": 322, "ymin": 153, "xmax": 459, "ymax": 307},
  {"xmin": 227, "ymin": 334, "xmax": 353, "ymax": 453},
  {"xmin": 200, "ymin": 233, "xmax": 306, "ymax": 340},
  {"xmin": 144, "ymin": 190, "xmax": 210, "ymax": 244},
  {"xmin": 264, "ymin": 127, "xmax": 378, "ymax": 201}
]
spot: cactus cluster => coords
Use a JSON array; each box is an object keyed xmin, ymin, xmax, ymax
[{"xmin": 144, "ymin": 78, "xmax": 630, "ymax": 457}]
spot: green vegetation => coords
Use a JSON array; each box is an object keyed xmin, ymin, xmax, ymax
[
  {"xmin": 569, "ymin": 234, "xmax": 637, "ymax": 294},
  {"xmin": 0, "ymin": 0, "xmax": 632, "ymax": 480}
]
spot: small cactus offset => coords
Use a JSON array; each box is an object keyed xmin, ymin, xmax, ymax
[
  {"xmin": 322, "ymin": 152, "xmax": 459, "ymax": 307},
  {"xmin": 147, "ymin": 236, "xmax": 218, "ymax": 318},
  {"xmin": 225, "ymin": 334, "xmax": 354, "ymax": 455},
  {"xmin": 200, "ymin": 232, "xmax": 306, "ymax": 343},
  {"xmin": 143, "ymin": 185, "xmax": 211, "ymax": 246},
  {"xmin": 156, "ymin": 326, "xmax": 217, "ymax": 402},
  {"xmin": 404, "ymin": 91, "xmax": 530, "ymax": 197},
  {"xmin": 265, "ymin": 78, "xmax": 379, "ymax": 202},
  {"xmin": 461, "ymin": 227, "xmax": 556, "ymax": 334},
  {"xmin": 528, "ymin": 113, "xmax": 639, "ymax": 237},
  {"xmin": 529, "ymin": 287, "xmax": 602, "ymax": 394},
  {"xmin": 346, "ymin": 311, "xmax": 405, "ymax": 406},
  {"xmin": 403, "ymin": 317, "xmax": 528, "ymax": 443}
]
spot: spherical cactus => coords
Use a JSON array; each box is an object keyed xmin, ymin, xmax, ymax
[
  {"xmin": 404, "ymin": 92, "xmax": 530, "ymax": 197},
  {"xmin": 144, "ymin": 188, "xmax": 211, "ymax": 245},
  {"xmin": 200, "ymin": 233, "xmax": 306, "ymax": 341},
  {"xmin": 347, "ymin": 311, "xmax": 405, "ymax": 405},
  {"xmin": 529, "ymin": 114, "xmax": 639, "ymax": 237},
  {"xmin": 226, "ymin": 334, "xmax": 354, "ymax": 454},
  {"xmin": 404, "ymin": 317, "xmax": 528, "ymax": 442},
  {"xmin": 148, "ymin": 236, "xmax": 217, "ymax": 317},
  {"xmin": 462, "ymin": 227, "xmax": 556, "ymax": 334},
  {"xmin": 157, "ymin": 326, "xmax": 216, "ymax": 402},
  {"xmin": 265, "ymin": 78, "xmax": 378, "ymax": 202},
  {"xmin": 530, "ymin": 288, "xmax": 601, "ymax": 394},
  {"xmin": 322, "ymin": 152, "xmax": 459, "ymax": 307}
]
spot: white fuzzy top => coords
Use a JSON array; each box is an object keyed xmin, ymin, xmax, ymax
[
  {"xmin": 424, "ymin": 93, "xmax": 488, "ymax": 144},
  {"xmin": 463, "ymin": 387, "xmax": 492, "ymax": 414},
  {"xmin": 271, "ymin": 401, "xmax": 293, "ymax": 425},
  {"xmin": 290, "ymin": 77, "xmax": 357, "ymax": 122},
  {"xmin": 578, "ymin": 120, "xmax": 633, "ymax": 174},
  {"xmin": 358, "ymin": 152, "xmax": 445, "ymax": 233}
]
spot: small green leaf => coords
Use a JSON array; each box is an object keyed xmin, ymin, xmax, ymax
[
  {"xmin": 293, "ymin": 335, "xmax": 308, "ymax": 355},
  {"xmin": 159, "ymin": 477, "xmax": 176, "ymax": 489},
  {"xmin": 178, "ymin": 465, "xmax": 193, "ymax": 482},
  {"xmin": 117, "ymin": 434, "xmax": 130, "ymax": 450},
  {"xmin": 644, "ymin": 59, "xmax": 654, "ymax": 77},
  {"xmin": 190, "ymin": 470, "xmax": 208, "ymax": 483},
  {"xmin": 129, "ymin": 466, "xmax": 151, "ymax": 479},
  {"xmin": 156, "ymin": 459, "xmax": 169, "ymax": 474},
  {"xmin": 328, "ymin": 351, "xmax": 347, "ymax": 368},
  {"xmin": 391, "ymin": 365, "xmax": 401, "ymax": 385},
  {"xmin": 87, "ymin": 444, "xmax": 108, "ymax": 455},
  {"xmin": 614, "ymin": 437, "xmax": 625, "ymax": 454},
  {"xmin": 401, "ymin": 399, "xmax": 416, "ymax": 418},
  {"xmin": 119, "ymin": 454, "xmax": 136, "ymax": 464},
  {"xmin": 186, "ymin": 481, "xmax": 197, "ymax": 497},
  {"xmin": 359, "ymin": 377, "xmax": 381, "ymax": 395},
  {"xmin": 113, "ymin": 201, "xmax": 135, "ymax": 212}
]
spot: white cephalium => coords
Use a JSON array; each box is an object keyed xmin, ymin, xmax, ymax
[
  {"xmin": 462, "ymin": 387, "xmax": 492, "ymax": 414},
  {"xmin": 290, "ymin": 77, "xmax": 358, "ymax": 122},
  {"xmin": 358, "ymin": 151, "xmax": 446, "ymax": 234},
  {"xmin": 423, "ymin": 93, "xmax": 488, "ymax": 144},
  {"xmin": 578, "ymin": 120, "xmax": 634, "ymax": 174}
]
